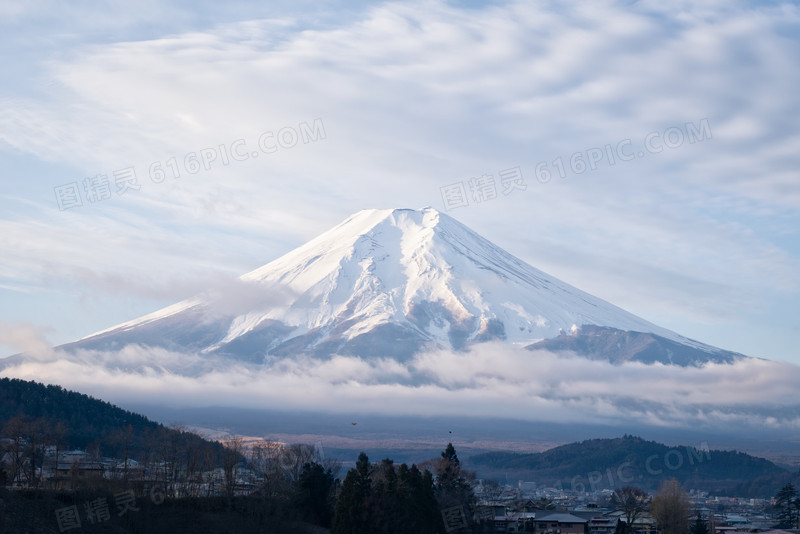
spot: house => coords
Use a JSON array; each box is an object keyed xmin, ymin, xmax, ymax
[
  {"xmin": 48, "ymin": 460, "xmax": 105, "ymax": 490},
  {"xmin": 606, "ymin": 510, "xmax": 658, "ymax": 534},
  {"xmin": 589, "ymin": 516, "xmax": 620, "ymax": 534},
  {"xmin": 495, "ymin": 512, "xmax": 524, "ymax": 533},
  {"xmin": 490, "ymin": 511, "xmax": 537, "ymax": 533},
  {"xmin": 534, "ymin": 513, "xmax": 589, "ymax": 534},
  {"xmin": 108, "ymin": 458, "xmax": 145, "ymax": 480}
]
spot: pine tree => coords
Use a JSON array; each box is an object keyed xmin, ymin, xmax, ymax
[
  {"xmin": 332, "ymin": 452, "xmax": 446, "ymax": 534},
  {"xmin": 395, "ymin": 463, "xmax": 446, "ymax": 534},
  {"xmin": 433, "ymin": 443, "xmax": 475, "ymax": 510},
  {"xmin": 775, "ymin": 483, "xmax": 799, "ymax": 528},
  {"xmin": 372, "ymin": 458, "xmax": 399, "ymax": 533},
  {"xmin": 333, "ymin": 452, "xmax": 373, "ymax": 534},
  {"xmin": 690, "ymin": 513, "xmax": 709, "ymax": 534},
  {"xmin": 420, "ymin": 468, "xmax": 446, "ymax": 533},
  {"xmin": 294, "ymin": 461, "xmax": 337, "ymax": 528}
]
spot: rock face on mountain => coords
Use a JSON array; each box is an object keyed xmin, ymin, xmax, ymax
[{"xmin": 61, "ymin": 208, "xmax": 739, "ymax": 366}]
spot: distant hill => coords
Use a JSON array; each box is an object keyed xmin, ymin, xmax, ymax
[
  {"xmin": 468, "ymin": 435, "xmax": 797, "ymax": 497},
  {"xmin": 0, "ymin": 377, "xmax": 224, "ymax": 461}
]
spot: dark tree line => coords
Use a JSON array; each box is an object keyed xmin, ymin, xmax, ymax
[
  {"xmin": 333, "ymin": 453, "xmax": 442, "ymax": 534},
  {"xmin": 333, "ymin": 443, "xmax": 476, "ymax": 534},
  {"xmin": 0, "ymin": 377, "xmax": 226, "ymax": 461}
]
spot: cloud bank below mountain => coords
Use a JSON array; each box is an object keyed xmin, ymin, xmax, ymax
[{"xmin": 2, "ymin": 340, "xmax": 798, "ymax": 432}]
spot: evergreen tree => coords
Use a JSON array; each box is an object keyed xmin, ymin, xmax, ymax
[
  {"xmin": 332, "ymin": 452, "xmax": 446, "ymax": 534},
  {"xmin": 294, "ymin": 461, "xmax": 337, "ymax": 528},
  {"xmin": 775, "ymin": 483, "xmax": 799, "ymax": 529},
  {"xmin": 395, "ymin": 463, "xmax": 446, "ymax": 534},
  {"xmin": 396, "ymin": 463, "xmax": 415, "ymax": 532},
  {"xmin": 433, "ymin": 443, "xmax": 476, "ymax": 510},
  {"xmin": 371, "ymin": 458, "xmax": 398, "ymax": 533},
  {"xmin": 690, "ymin": 513, "xmax": 709, "ymax": 534},
  {"xmin": 420, "ymin": 468, "xmax": 446, "ymax": 533},
  {"xmin": 333, "ymin": 452, "xmax": 374, "ymax": 534}
]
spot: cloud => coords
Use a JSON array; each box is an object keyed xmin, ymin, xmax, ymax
[
  {"xmin": 0, "ymin": 321, "xmax": 53, "ymax": 357},
  {"xmin": 199, "ymin": 277, "xmax": 298, "ymax": 318},
  {"xmin": 37, "ymin": 262, "xmax": 297, "ymax": 316},
  {"xmin": 3, "ymin": 342, "xmax": 799, "ymax": 431}
]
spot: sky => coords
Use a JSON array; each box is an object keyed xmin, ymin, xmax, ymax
[{"xmin": 0, "ymin": 0, "xmax": 798, "ymax": 378}]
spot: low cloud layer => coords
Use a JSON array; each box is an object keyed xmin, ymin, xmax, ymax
[{"xmin": 2, "ymin": 341, "xmax": 798, "ymax": 432}]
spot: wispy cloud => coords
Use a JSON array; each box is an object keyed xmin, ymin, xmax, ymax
[{"xmin": 0, "ymin": 321, "xmax": 53, "ymax": 358}]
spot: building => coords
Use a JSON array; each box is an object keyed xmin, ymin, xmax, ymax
[
  {"xmin": 48, "ymin": 460, "xmax": 105, "ymax": 490},
  {"xmin": 589, "ymin": 516, "xmax": 620, "ymax": 534},
  {"xmin": 534, "ymin": 513, "xmax": 589, "ymax": 534}
]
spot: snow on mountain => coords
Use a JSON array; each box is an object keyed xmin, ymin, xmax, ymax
[{"xmin": 64, "ymin": 207, "xmax": 736, "ymax": 365}]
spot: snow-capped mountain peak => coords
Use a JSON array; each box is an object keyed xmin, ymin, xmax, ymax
[{"xmin": 67, "ymin": 208, "xmax": 737, "ymax": 365}]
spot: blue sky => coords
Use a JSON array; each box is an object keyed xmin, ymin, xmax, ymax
[{"xmin": 1, "ymin": 0, "xmax": 798, "ymax": 366}]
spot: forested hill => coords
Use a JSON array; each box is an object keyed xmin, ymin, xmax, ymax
[
  {"xmin": 468, "ymin": 435, "xmax": 797, "ymax": 497},
  {"xmin": 0, "ymin": 377, "xmax": 223, "ymax": 459}
]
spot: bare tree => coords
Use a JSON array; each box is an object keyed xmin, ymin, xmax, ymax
[
  {"xmin": 24, "ymin": 418, "xmax": 47, "ymax": 488},
  {"xmin": 248, "ymin": 440, "xmax": 292, "ymax": 498},
  {"xmin": 282, "ymin": 443, "xmax": 321, "ymax": 483},
  {"xmin": 155, "ymin": 425, "xmax": 185, "ymax": 496},
  {"xmin": 110, "ymin": 425, "xmax": 135, "ymax": 485},
  {"xmin": 3, "ymin": 416, "xmax": 26, "ymax": 486},
  {"xmin": 222, "ymin": 436, "xmax": 244, "ymax": 499},
  {"xmin": 47, "ymin": 421, "xmax": 68, "ymax": 480},
  {"xmin": 651, "ymin": 479, "xmax": 690, "ymax": 534},
  {"xmin": 613, "ymin": 486, "xmax": 651, "ymax": 534},
  {"xmin": 481, "ymin": 479, "xmax": 503, "ymax": 506},
  {"xmin": 246, "ymin": 439, "xmax": 335, "ymax": 506},
  {"xmin": 183, "ymin": 436, "xmax": 205, "ymax": 497},
  {"xmin": 201, "ymin": 444, "xmax": 217, "ymax": 497}
]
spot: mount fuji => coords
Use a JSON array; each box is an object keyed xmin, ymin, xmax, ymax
[{"xmin": 59, "ymin": 208, "xmax": 741, "ymax": 367}]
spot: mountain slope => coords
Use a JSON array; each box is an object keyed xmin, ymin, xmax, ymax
[
  {"xmin": 468, "ymin": 435, "xmax": 792, "ymax": 496},
  {"xmin": 527, "ymin": 325, "xmax": 741, "ymax": 365},
  {"xmin": 0, "ymin": 377, "xmax": 224, "ymax": 459},
  {"xmin": 60, "ymin": 208, "xmax": 737, "ymax": 366}
]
